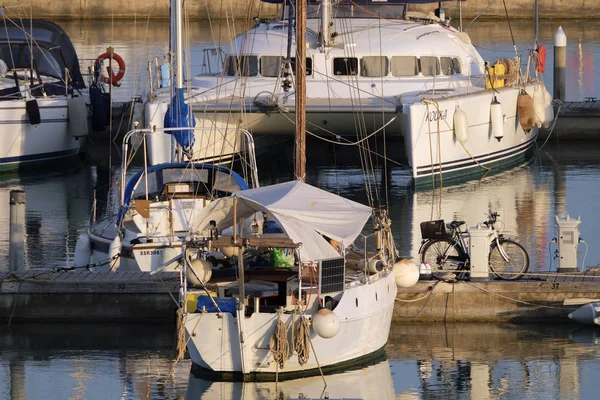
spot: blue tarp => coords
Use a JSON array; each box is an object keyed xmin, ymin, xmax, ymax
[
  {"xmin": 164, "ymin": 88, "xmax": 196, "ymax": 153},
  {"xmin": 197, "ymin": 296, "xmax": 238, "ymax": 317}
]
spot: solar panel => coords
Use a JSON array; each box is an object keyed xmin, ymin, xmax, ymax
[{"xmin": 319, "ymin": 257, "xmax": 345, "ymax": 293}]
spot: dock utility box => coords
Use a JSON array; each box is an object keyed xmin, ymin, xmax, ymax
[{"xmin": 420, "ymin": 220, "xmax": 447, "ymax": 240}]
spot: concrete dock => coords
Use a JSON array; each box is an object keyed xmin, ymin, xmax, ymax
[
  {"xmin": 541, "ymin": 100, "xmax": 600, "ymax": 139},
  {"xmin": 396, "ymin": 269, "xmax": 600, "ymax": 323},
  {"xmin": 0, "ymin": 270, "xmax": 179, "ymax": 323}
]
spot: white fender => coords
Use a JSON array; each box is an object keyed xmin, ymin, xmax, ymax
[
  {"xmin": 74, "ymin": 232, "xmax": 91, "ymax": 268},
  {"xmin": 533, "ymin": 85, "xmax": 546, "ymax": 128},
  {"xmin": 108, "ymin": 235, "xmax": 122, "ymax": 271},
  {"xmin": 68, "ymin": 97, "xmax": 89, "ymax": 138},
  {"xmin": 453, "ymin": 107, "xmax": 469, "ymax": 144},
  {"xmin": 542, "ymin": 86, "xmax": 554, "ymax": 128},
  {"xmin": 490, "ymin": 99, "xmax": 504, "ymax": 141}
]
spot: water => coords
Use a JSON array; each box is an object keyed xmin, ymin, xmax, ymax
[{"xmin": 2, "ymin": 17, "xmax": 600, "ymax": 399}]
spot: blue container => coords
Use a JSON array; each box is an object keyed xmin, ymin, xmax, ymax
[{"xmin": 196, "ymin": 296, "xmax": 238, "ymax": 317}]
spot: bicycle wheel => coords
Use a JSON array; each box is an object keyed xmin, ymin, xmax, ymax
[
  {"xmin": 420, "ymin": 239, "xmax": 467, "ymax": 280},
  {"xmin": 489, "ymin": 238, "xmax": 529, "ymax": 280}
]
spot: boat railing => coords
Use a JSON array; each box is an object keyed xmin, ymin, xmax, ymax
[{"xmin": 119, "ymin": 127, "xmax": 259, "ymax": 204}]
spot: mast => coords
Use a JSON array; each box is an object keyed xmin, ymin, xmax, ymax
[{"xmin": 295, "ymin": 0, "xmax": 306, "ymax": 180}]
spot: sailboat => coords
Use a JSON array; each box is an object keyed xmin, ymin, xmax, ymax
[
  {"xmin": 178, "ymin": 0, "xmax": 409, "ymax": 381},
  {"xmin": 142, "ymin": 0, "xmax": 554, "ymax": 186}
]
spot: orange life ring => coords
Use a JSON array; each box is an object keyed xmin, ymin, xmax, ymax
[
  {"xmin": 96, "ymin": 51, "xmax": 126, "ymax": 87},
  {"xmin": 536, "ymin": 45, "xmax": 546, "ymax": 73}
]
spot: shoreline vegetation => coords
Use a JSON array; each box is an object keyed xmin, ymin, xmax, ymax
[{"xmin": 1, "ymin": 1, "xmax": 598, "ymax": 20}]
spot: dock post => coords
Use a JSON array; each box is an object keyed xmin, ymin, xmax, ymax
[
  {"xmin": 554, "ymin": 26, "xmax": 567, "ymax": 102},
  {"xmin": 9, "ymin": 190, "xmax": 26, "ymax": 272}
]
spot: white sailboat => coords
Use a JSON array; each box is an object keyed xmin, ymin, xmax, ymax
[
  {"xmin": 0, "ymin": 18, "xmax": 88, "ymax": 171},
  {"xmin": 141, "ymin": 0, "xmax": 554, "ymax": 185},
  {"xmin": 177, "ymin": 0, "xmax": 409, "ymax": 381}
]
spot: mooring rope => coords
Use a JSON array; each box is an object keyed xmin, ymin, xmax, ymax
[
  {"xmin": 294, "ymin": 314, "xmax": 311, "ymax": 366},
  {"xmin": 269, "ymin": 309, "xmax": 289, "ymax": 370}
]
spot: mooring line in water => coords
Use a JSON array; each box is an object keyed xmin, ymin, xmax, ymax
[{"xmin": 394, "ymin": 280, "xmax": 441, "ymax": 318}]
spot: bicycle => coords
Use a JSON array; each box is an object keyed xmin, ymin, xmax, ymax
[{"xmin": 418, "ymin": 211, "xmax": 529, "ymax": 280}]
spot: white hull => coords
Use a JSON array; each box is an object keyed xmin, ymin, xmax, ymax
[
  {"xmin": 403, "ymin": 83, "xmax": 542, "ymax": 184},
  {"xmin": 185, "ymin": 270, "xmax": 397, "ymax": 379},
  {"xmin": 0, "ymin": 98, "xmax": 80, "ymax": 169}
]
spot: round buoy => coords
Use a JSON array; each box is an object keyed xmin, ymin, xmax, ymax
[
  {"xmin": 453, "ymin": 107, "xmax": 469, "ymax": 144},
  {"xmin": 74, "ymin": 233, "xmax": 91, "ymax": 268},
  {"xmin": 490, "ymin": 98, "xmax": 504, "ymax": 141},
  {"xmin": 160, "ymin": 247, "xmax": 180, "ymax": 271},
  {"xmin": 393, "ymin": 259, "xmax": 420, "ymax": 288},
  {"xmin": 221, "ymin": 246, "xmax": 237, "ymax": 259},
  {"xmin": 312, "ymin": 308, "xmax": 340, "ymax": 339},
  {"xmin": 188, "ymin": 259, "xmax": 213, "ymax": 286},
  {"xmin": 108, "ymin": 235, "xmax": 122, "ymax": 271}
]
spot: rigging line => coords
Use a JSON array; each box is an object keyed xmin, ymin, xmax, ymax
[
  {"xmin": 502, "ymin": 0, "xmax": 518, "ymax": 57},
  {"xmin": 464, "ymin": 0, "xmax": 499, "ymax": 31}
]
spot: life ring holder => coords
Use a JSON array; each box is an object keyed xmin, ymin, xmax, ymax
[{"xmin": 96, "ymin": 50, "xmax": 126, "ymax": 87}]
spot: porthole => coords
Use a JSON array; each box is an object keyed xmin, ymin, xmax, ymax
[
  {"xmin": 375, "ymin": 293, "xmax": 378, "ymax": 301},
  {"xmin": 355, "ymin": 298, "xmax": 359, "ymax": 307}
]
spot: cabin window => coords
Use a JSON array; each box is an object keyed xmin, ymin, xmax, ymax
[
  {"xmin": 291, "ymin": 57, "xmax": 313, "ymax": 76},
  {"xmin": 224, "ymin": 55, "xmax": 258, "ymax": 77},
  {"xmin": 420, "ymin": 56, "xmax": 440, "ymax": 76},
  {"xmin": 333, "ymin": 57, "xmax": 358, "ymax": 76},
  {"xmin": 360, "ymin": 56, "xmax": 389, "ymax": 77},
  {"xmin": 390, "ymin": 56, "xmax": 418, "ymax": 76},
  {"xmin": 260, "ymin": 56, "xmax": 282, "ymax": 77},
  {"xmin": 440, "ymin": 57, "xmax": 462, "ymax": 75}
]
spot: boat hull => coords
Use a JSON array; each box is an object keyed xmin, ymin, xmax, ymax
[
  {"xmin": 0, "ymin": 98, "xmax": 80, "ymax": 171},
  {"xmin": 184, "ymin": 269, "xmax": 397, "ymax": 380}
]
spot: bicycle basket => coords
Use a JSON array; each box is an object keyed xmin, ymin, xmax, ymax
[{"xmin": 420, "ymin": 220, "xmax": 447, "ymax": 240}]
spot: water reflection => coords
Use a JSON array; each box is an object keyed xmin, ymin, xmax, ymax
[
  {"xmin": 185, "ymin": 359, "xmax": 395, "ymax": 399},
  {"xmin": 387, "ymin": 323, "xmax": 600, "ymax": 400}
]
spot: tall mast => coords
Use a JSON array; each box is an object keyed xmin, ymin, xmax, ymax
[
  {"xmin": 295, "ymin": 0, "xmax": 306, "ymax": 181},
  {"xmin": 175, "ymin": 0, "xmax": 184, "ymax": 89}
]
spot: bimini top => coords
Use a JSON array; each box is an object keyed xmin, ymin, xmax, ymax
[
  {"xmin": 192, "ymin": 180, "xmax": 373, "ymax": 261},
  {"xmin": 0, "ymin": 19, "xmax": 85, "ymax": 89},
  {"xmin": 119, "ymin": 162, "xmax": 249, "ymax": 223}
]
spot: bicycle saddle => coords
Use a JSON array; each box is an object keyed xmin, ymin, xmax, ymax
[{"xmin": 448, "ymin": 220, "xmax": 466, "ymax": 229}]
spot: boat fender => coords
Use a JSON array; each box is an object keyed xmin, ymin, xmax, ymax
[
  {"xmin": 393, "ymin": 259, "xmax": 419, "ymax": 288},
  {"xmin": 68, "ymin": 97, "xmax": 89, "ymax": 138},
  {"xmin": 568, "ymin": 302, "xmax": 600, "ymax": 325},
  {"xmin": 108, "ymin": 235, "xmax": 122, "ymax": 271},
  {"xmin": 74, "ymin": 233, "xmax": 92, "ymax": 268},
  {"xmin": 453, "ymin": 107, "xmax": 469, "ymax": 144},
  {"xmin": 26, "ymin": 98, "xmax": 41, "ymax": 125},
  {"xmin": 536, "ymin": 45, "xmax": 547, "ymax": 73},
  {"xmin": 490, "ymin": 98, "xmax": 504, "ymax": 141},
  {"xmin": 96, "ymin": 51, "xmax": 126, "ymax": 87},
  {"xmin": 542, "ymin": 86, "xmax": 554, "ymax": 128},
  {"xmin": 533, "ymin": 85, "xmax": 546, "ymax": 128},
  {"xmin": 358, "ymin": 257, "xmax": 384, "ymax": 274},
  {"xmin": 187, "ymin": 259, "xmax": 213, "ymax": 286},
  {"xmin": 312, "ymin": 308, "xmax": 340, "ymax": 339},
  {"xmin": 516, "ymin": 91, "xmax": 535, "ymax": 132}
]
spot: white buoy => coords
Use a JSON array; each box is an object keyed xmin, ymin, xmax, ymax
[
  {"xmin": 393, "ymin": 259, "xmax": 420, "ymax": 288},
  {"xmin": 221, "ymin": 246, "xmax": 237, "ymax": 259},
  {"xmin": 187, "ymin": 259, "xmax": 213, "ymax": 286},
  {"xmin": 312, "ymin": 308, "xmax": 340, "ymax": 339},
  {"xmin": 358, "ymin": 257, "xmax": 384, "ymax": 274},
  {"xmin": 453, "ymin": 107, "xmax": 469, "ymax": 144},
  {"xmin": 108, "ymin": 235, "xmax": 122, "ymax": 271},
  {"xmin": 160, "ymin": 247, "xmax": 180, "ymax": 271},
  {"xmin": 568, "ymin": 302, "xmax": 600, "ymax": 325},
  {"xmin": 533, "ymin": 85, "xmax": 546, "ymax": 128},
  {"xmin": 490, "ymin": 98, "xmax": 504, "ymax": 141},
  {"xmin": 74, "ymin": 233, "xmax": 92, "ymax": 268}
]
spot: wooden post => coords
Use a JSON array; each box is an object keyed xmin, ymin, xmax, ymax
[
  {"xmin": 295, "ymin": 0, "xmax": 306, "ymax": 181},
  {"xmin": 554, "ymin": 26, "xmax": 567, "ymax": 102},
  {"xmin": 9, "ymin": 190, "xmax": 25, "ymax": 272}
]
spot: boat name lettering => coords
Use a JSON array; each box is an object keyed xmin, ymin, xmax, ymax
[
  {"xmin": 424, "ymin": 109, "xmax": 448, "ymax": 122},
  {"xmin": 140, "ymin": 250, "xmax": 162, "ymax": 256}
]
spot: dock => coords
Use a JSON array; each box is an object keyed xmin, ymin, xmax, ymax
[
  {"xmin": 0, "ymin": 270, "xmax": 180, "ymax": 323},
  {"xmin": 539, "ymin": 99, "xmax": 600, "ymax": 140},
  {"xmin": 395, "ymin": 269, "xmax": 600, "ymax": 323}
]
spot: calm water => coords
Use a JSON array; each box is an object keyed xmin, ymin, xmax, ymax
[{"xmin": 1, "ymin": 18, "xmax": 600, "ymax": 399}]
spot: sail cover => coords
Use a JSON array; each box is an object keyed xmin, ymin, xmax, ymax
[{"xmin": 192, "ymin": 180, "xmax": 373, "ymax": 261}]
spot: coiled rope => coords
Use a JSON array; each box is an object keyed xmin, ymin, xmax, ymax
[
  {"xmin": 294, "ymin": 314, "xmax": 311, "ymax": 366},
  {"xmin": 269, "ymin": 308, "xmax": 289, "ymax": 369}
]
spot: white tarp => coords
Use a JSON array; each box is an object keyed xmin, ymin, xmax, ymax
[{"xmin": 191, "ymin": 180, "xmax": 373, "ymax": 261}]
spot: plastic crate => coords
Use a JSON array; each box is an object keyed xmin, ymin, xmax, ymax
[{"xmin": 420, "ymin": 220, "xmax": 447, "ymax": 240}]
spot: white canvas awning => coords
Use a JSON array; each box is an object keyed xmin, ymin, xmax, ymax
[{"xmin": 192, "ymin": 180, "xmax": 373, "ymax": 261}]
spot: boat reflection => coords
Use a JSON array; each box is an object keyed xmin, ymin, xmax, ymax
[
  {"xmin": 387, "ymin": 323, "xmax": 600, "ymax": 399},
  {"xmin": 185, "ymin": 358, "xmax": 395, "ymax": 400}
]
